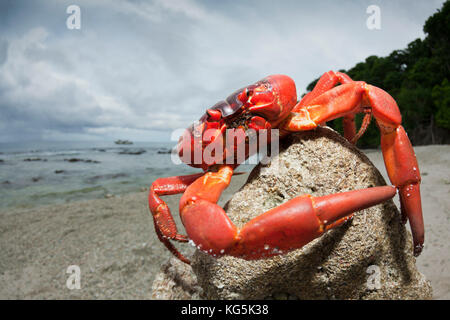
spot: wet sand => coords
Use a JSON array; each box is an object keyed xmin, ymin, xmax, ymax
[{"xmin": 0, "ymin": 145, "xmax": 449, "ymax": 299}]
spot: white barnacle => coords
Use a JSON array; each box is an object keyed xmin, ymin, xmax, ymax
[
  {"xmin": 188, "ymin": 239, "xmax": 196, "ymax": 247},
  {"xmin": 216, "ymin": 282, "xmax": 225, "ymax": 289}
]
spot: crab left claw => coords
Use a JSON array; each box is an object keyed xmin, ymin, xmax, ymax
[{"xmin": 177, "ymin": 166, "xmax": 396, "ymax": 260}]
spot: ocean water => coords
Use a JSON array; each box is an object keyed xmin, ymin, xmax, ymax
[
  {"xmin": 0, "ymin": 141, "xmax": 258, "ymax": 209},
  {"xmin": 0, "ymin": 141, "xmax": 202, "ymax": 209}
]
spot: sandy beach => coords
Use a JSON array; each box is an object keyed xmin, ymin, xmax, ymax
[{"xmin": 0, "ymin": 145, "xmax": 449, "ymax": 299}]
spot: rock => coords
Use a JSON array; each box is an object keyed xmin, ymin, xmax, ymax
[
  {"xmin": 118, "ymin": 149, "xmax": 146, "ymax": 155},
  {"xmin": 24, "ymin": 158, "xmax": 47, "ymax": 162},
  {"xmin": 157, "ymin": 148, "xmax": 173, "ymax": 154},
  {"xmin": 115, "ymin": 139, "xmax": 133, "ymax": 145},
  {"xmin": 273, "ymin": 292, "xmax": 289, "ymax": 300},
  {"xmin": 151, "ymin": 258, "xmax": 203, "ymax": 300},
  {"xmin": 64, "ymin": 158, "xmax": 100, "ymax": 163},
  {"xmin": 188, "ymin": 126, "xmax": 432, "ymax": 300}
]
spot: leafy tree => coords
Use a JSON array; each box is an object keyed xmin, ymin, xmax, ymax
[
  {"xmin": 303, "ymin": 0, "xmax": 450, "ymax": 147},
  {"xmin": 433, "ymin": 79, "xmax": 450, "ymax": 130}
]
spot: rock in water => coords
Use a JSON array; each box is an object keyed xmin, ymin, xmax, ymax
[{"xmin": 189, "ymin": 127, "xmax": 432, "ymax": 300}]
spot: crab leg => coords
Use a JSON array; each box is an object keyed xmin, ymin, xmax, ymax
[
  {"xmin": 179, "ymin": 165, "xmax": 396, "ymax": 260},
  {"xmin": 380, "ymin": 124, "xmax": 423, "ymax": 255},
  {"xmin": 296, "ymin": 71, "xmax": 357, "ymax": 141},
  {"xmin": 149, "ymin": 172, "xmax": 206, "ymax": 264},
  {"xmin": 283, "ymin": 79, "xmax": 424, "ymax": 256},
  {"xmin": 149, "ymin": 170, "xmax": 245, "ymax": 263}
]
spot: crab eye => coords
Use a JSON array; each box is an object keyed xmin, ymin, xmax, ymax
[
  {"xmin": 246, "ymin": 88, "xmax": 253, "ymax": 97},
  {"xmin": 206, "ymin": 109, "xmax": 222, "ymax": 121}
]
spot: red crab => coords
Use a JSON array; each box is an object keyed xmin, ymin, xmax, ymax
[{"xmin": 149, "ymin": 71, "xmax": 423, "ymax": 264}]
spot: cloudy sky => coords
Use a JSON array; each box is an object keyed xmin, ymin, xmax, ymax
[{"xmin": 0, "ymin": 0, "xmax": 445, "ymax": 142}]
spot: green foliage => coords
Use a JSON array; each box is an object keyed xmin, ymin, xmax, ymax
[
  {"xmin": 304, "ymin": 0, "xmax": 450, "ymax": 146},
  {"xmin": 433, "ymin": 79, "xmax": 450, "ymax": 129}
]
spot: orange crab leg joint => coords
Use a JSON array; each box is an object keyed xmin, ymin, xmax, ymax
[
  {"xmin": 148, "ymin": 172, "xmax": 207, "ymax": 264},
  {"xmin": 380, "ymin": 125, "xmax": 423, "ymax": 255}
]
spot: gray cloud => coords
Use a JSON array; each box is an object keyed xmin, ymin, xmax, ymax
[{"xmin": 0, "ymin": 0, "xmax": 445, "ymax": 142}]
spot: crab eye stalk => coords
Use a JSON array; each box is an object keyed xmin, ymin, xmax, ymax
[
  {"xmin": 206, "ymin": 109, "xmax": 222, "ymax": 121},
  {"xmin": 238, "ymin": 88, "xmax": 251, "ymax": 103}
]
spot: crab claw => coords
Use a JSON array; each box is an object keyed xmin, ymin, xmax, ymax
[
  {"xmin": 177, "ymin": 124, "xmax": 203, "ymax": 169},
  {"xmin": 248, "ymin": 75, "xmax": 297, "ymax": 123},
  {"xmin": 248, "ymin": 116, "xmax": 271, "ymax": 131},
  {"xmin": 180, "ymin": 171, "xmax": 397, "ymax": 260}
]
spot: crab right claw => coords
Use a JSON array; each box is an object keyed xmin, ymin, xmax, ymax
[{"xmin": 285, "ymin": 71, "xmax": 424, "ymax": 256}]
